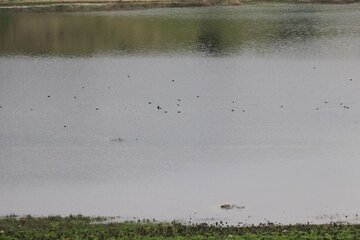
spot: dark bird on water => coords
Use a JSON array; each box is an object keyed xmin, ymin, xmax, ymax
[{"xmin": 157, "ymin": 106, "xmax": 161, "ymax": 110}]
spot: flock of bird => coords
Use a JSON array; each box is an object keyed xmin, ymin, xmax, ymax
[
  {"xmin": 145, "ymin": 78, "xmax": 250, "ymax": 115},
  {"xmin": 0, "ymin": 74, "xmax": 355, "ymax": 129},
  {"xmin": 144, "ymin": 76, "xmax": 353, "ymax": 115}
]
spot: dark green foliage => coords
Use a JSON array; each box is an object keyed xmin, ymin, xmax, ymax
[{"xmin": 1, "ymin": 215, "xmax": 360, "ymax": 239}]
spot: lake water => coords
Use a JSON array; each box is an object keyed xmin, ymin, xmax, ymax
[{"xmin": 1, "ymin": 4, "xmax": 360, "ymax": 225}]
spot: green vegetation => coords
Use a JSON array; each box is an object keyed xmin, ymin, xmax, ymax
[{"xmin": 1, "ymin": 215, "xmax": 360, "ymax": 240}]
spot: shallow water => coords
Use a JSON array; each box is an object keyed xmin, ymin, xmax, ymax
[{"xmin": 1, "ymin": 4, "xmax": 360, "ymax": 224}]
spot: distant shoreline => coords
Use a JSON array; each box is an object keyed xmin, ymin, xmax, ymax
[{"xmin": 0, "ymin": 0, "xmax": 359, "ymax": 12}]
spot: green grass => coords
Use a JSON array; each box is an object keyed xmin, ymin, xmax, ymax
[{"xmin": 1, "ymin": 215, "xmax": 360, "ymax": 239}]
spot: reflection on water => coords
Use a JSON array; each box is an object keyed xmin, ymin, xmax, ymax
[
  {"xmin": 0, "ymin": 4, "xmax": 360, "ymax": 57},
  {"xmin": 197, "ymin": 20, "xmax": 222, "ymax": 54},
  {"xmin": 276, "ymin": 7, "xmax": 318, "ymax": 43}
]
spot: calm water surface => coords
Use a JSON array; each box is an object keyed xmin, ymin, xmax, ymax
[{"xmin": 1, "ymin": 4, "xmax": 360, "ymax": 224}]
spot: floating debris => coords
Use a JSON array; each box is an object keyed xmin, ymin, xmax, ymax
[
  {"xmin": 110, "ymin": 137, "xmax": 125, "ymax": 143},
  {"xmin": 220, "ymin": 204, "xmax": 245, "ymax": 210}
]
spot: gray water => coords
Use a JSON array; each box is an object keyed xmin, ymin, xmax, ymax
[{"xmin": 1, "ymin": 4, "xmax": 360, "ymax": 224}]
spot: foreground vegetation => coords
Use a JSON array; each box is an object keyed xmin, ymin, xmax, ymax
[{"xmin": 1, "ymin": 215, "xmax": 360, "ymax": 240}]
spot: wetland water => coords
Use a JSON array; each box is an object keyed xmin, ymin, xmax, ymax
[{"xmin": 1, "ymin": 4, "xmax": 360, "ymax": 224}]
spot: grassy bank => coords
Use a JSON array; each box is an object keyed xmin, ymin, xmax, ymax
[
  {"xmin": 0, "ymin": 0, "xmax": 359, "ymax": 12},
  {"xmin": 1, "ymin": 215, "xmax": 360, "ymax": 240}
]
